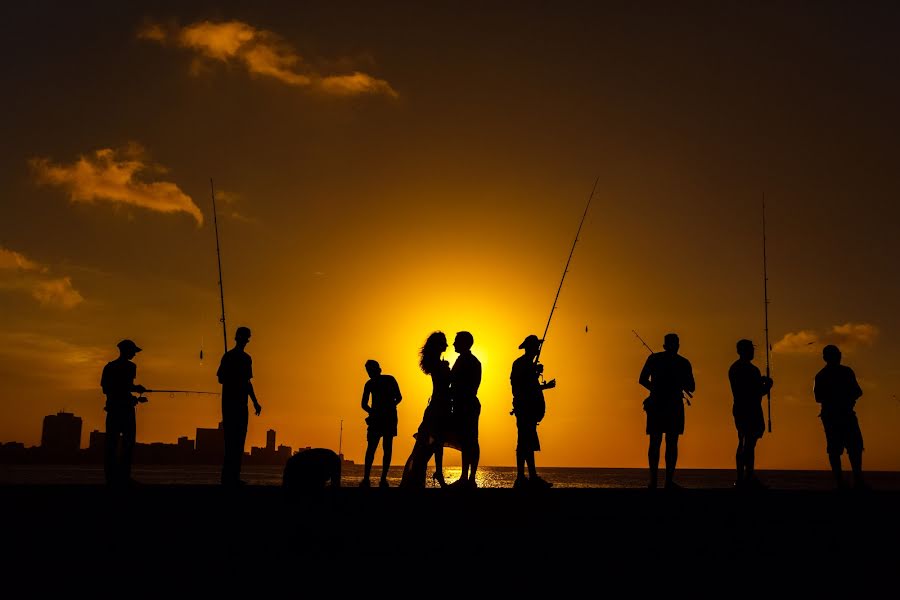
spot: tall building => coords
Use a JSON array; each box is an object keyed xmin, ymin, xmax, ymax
[
  {"xmin": 41, "ymin": 412, "xmax": 82, "ymax": 454},
  {"xmin": 266, "ymin": 429, "xmax": 276, "ymax": 452}
]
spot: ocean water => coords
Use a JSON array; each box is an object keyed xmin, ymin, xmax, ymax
[{"xmin": 2, "ymin": 463, "xmax": 900, "ymax": 490}]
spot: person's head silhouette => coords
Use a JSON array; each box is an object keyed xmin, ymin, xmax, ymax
[
  {"xmin": 736, "ymin": 339, "xmax": 754, "ymax": 360},
  {"xmin": 663, "ymin": 333, "xmax": 680, "ymax": 354},
  {"xmin": 823, "ymin": 344, "xmax": 842, "ymax": 365},
  {"xmin": 117, "ymin": 339, "xmax": 142, "ymax": 360},
  {"xmin": 235, "ymin": 326, "xmax": 251, "ymax": 347},
  {"xmin": 365, "ymin": 359, "xmax": 381, "ymax": 378},
  {"xmin": 420, "ymin": 331, "xmax": 448, "ymax": 374},
  {"xmin": 454, "ymin": 331, "xmax": 474, "ymax": 353},
  {"xmin": 518, "ymin": 334, "xmax": 543, "ymax": 356}
]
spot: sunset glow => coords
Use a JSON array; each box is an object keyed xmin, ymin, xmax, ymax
[{"xmin": 3, "ymin": 2, "xmax": 900, "ymax": 473}]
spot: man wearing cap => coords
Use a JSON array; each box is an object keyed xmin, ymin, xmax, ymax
[
  {"xmin": 638, "ymin": 332, "xmax": 695, "ymax": 489},
  {"xmin": 217, "ymin": 326, "xmax": 262, "ymax": 486},
  {"xmin": 100, "ymin": 339, "xmax": 147, "ymax": 486},
  {"xmin": 728, "ymin": 339, "xmax": 773, "ymax": 489},
  {"xmin": 510, "ymin": 334, "xmax": 556, "ymax": 489},
  {"xmin": 814, "ymin": 344, "xmax": 867, "ymax": 490}
]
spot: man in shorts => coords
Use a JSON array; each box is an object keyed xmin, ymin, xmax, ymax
[{"xmin": 814, "ymin": 344, "xmax": 867, "ymax": 490}]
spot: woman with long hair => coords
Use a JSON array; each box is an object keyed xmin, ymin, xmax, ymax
[{"xmin": 399, "ymin": 331, "xmax": 453, "ymax": 488}]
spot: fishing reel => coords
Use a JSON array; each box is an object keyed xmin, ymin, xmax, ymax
[{"xmin": 535, "ymin": 362, "xmax": 557, "ymax": 389}]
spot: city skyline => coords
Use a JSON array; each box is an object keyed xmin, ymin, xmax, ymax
[{"xmin": 0, "ymin": 410, "xmax": 338, "ymax": 465}]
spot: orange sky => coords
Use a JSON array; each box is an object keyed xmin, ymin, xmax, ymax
[{"xmin": 2, "ymin": 2, "xmax": 900, "ymax": 470}]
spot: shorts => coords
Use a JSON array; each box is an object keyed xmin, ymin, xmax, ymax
[
  {"xmin": 365, "ymin": 412, "xmax": 398, "ymax": 440},
  {"xmin": 821, "ymin": 413, "xmax": 864, "ymax": 455},
  {"xmin": 516, "ymin": 418, "xmax": 540, "ymax": 452},
  {"xmin": 733, "ymin": 404, "xmax": 765, "ymax": 439},
  {"xmin": 455, "ymin": 401, "xmax": 481, "ymax": 445},
  {"xmin": 645, "ymin": 396, "xmax": 685, "ymax": 436}
]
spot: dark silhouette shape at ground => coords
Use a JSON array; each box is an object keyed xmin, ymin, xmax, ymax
[{"xmin": 283, "ymin": 448, "xmax": 342, "ymax": 495}]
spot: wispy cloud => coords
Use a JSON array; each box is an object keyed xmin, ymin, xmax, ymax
[
  {"xmin": 139, "ymin": 19, "xmax": 398, "ymax": 98},
  {"xmin": 773, "ymin": 322, "xmax": 879, "ymax": 354},
  {"xmin": 216, "ymin": 190, "xmax": 259, "ymax": 224},
  {"xmin": 0, "ymin": 331, "xmax": 107, "ymax": 390},
  {"xmin": 30, "ymin": 144, "xmax": 203, "ymax": 225},
  {"xmin": 0, "ymin": 247, "xmax": 84, "ymax": 309}
]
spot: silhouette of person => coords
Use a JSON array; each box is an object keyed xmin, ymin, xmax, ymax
[
  {"xmin": 360, "ymin": 359, "xmax": 402, "ymax": 488},
  {"xmin": 728, "ymin": 339, "xmax": 773, "ymax": 489},
  {"xmin": 510, "ymin": 334, "xmax": 556, "ymax": 490},
  {"xmin": 450, "ymin": 331, "xmax": 482, "ymax": 488},
  {"xmin": 217, "ymin": 326, "xmax": 262, "ymax": 487},
  {"xmin": 639, "ymin": 333, "xmax": 695, "ymax": 489},
  {"xmin": 399, "ymin": 331, "xmax": 453, "ymax": 488},
  {"xmin": 100, "ymin": 339, "xmax": 147, "ymax": 486},
  {"xmin": 814, "ymin": 344, "xmax": 867, "ymax": 490}
]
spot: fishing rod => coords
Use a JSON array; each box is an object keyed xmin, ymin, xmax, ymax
[
  {"xmin": 762, "ymin": 194, "xmax": 772, "ymax": 433},
  {"xmin": 631, "ymin": 329, "xmax": 692, "ymax": 406},
  {"xmin": 632, "ymin": 329, "xmax": 654, "ymax": 355},
  {"xmin": 534, "ymin": 175, "xmax": 599, "ymax": 370},
  {"xmin": 143, "ymin": 389, "xmax": 221, "ymax": 395},
  {"xmin": 211, "ymin": 178, "xmax": 228, "ymax": 355},
  {"xmin": 507, "ymin": 176, "xmax": 597, "ymax": 418}
]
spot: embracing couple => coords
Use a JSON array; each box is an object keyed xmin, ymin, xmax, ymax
[{"xmin": 399, "ymin": 330, "xmax": 482, "ymax": 489}]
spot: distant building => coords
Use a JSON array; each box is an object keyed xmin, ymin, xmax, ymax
[
  {"xmin": 177, "ymin": 436, "xmax": 194, "ymax": 452},
  {"xmin": 276, "ymin": 444, "xmax": 292, "ymax": 462},
  {"xmin": 41, "ymin": 412, "xmax": 82, "ymax": 454},
  {"xmin": 266, "ymin": 429, "xmax": 276, "ymax": 452},
  {"xmin": 89, "ymin": 430, "xmax": 106, "ymax": 450}
]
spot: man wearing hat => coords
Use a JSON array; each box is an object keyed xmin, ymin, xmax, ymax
[
  {"xmin": 100, "ymin": 339, "xmax": 147, "ymax": 486},
  {"xmin": 217, "ymin": 326, "xmax": 262, "ymax": 486},
  {"xmin": 728, "ymin": 339, "xmax": 773, "ymax": 489},
  {"xmin": 510, "ymin": 334, "xmax": 556, "ymax": 489}
]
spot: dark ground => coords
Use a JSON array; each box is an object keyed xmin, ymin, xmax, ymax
[{"xmin": 1, "ymin": 484, "xmax": 896, "ymax": 594}]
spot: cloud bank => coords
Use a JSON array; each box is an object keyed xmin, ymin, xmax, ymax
[
  {"xmin": 30, "ymin": 145, "xmax": 203, "ymax": 225},
  {"xmin": 773, "ymin": 322, "xmax": 879, "ymax": 353},
  {"xmin": 0, "ymin": 247, "xmax": 84, "ymax": 309},
  {"xmin": 139, "ymin": 19, "xmax": 397, "ymax": 98}
]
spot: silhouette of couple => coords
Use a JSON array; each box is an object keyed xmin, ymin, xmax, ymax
[{"xmin": 399, "ymin": 331, "xmax": 482, "ymax": 489}]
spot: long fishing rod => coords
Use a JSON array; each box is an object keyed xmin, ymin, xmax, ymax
[
  {"xmin": 631, "ymin": 329, "xmax": 692, "ymax": 406},
  {"xmin": 143, "ymin": 389, "xmax": 221, "ymax": 395},
  {"xmin": 534, "ymin": 175, "xmax": 599, "ymax": 369},
  {"xmin": 211, "ymin": 178, "xmax": 228, "ymax": 355},
  {"xmin": 763, "ymin": 194, "xmax": 772, "ymax": 433}
]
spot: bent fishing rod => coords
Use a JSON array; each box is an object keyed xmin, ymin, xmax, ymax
[
  {"xmin": 534, "ymin": 175, "xmax": 599, "ymax": 370},
  {"xmin": 631, "ymin": 329, "xmax": 692, "ymax": 406},
  {"xmin": 508, "ymin": 176, "xmax": 597, "ymax": 416}
]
